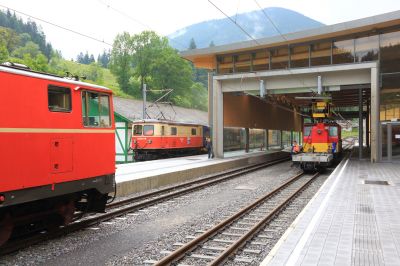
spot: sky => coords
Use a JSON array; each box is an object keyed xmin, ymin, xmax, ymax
[{"xmin": 0, "ymin": 0, "xmax": 398, "ymax": 60}]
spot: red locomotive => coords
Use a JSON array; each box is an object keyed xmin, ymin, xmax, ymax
[
  {"xmin": 0, "ymin": 63, "xmax": 115, "ymax": 245},
  {"xmin": 292, "ymin": 101, "xmax": 342, "ymax": 171},
  {"xmin": 131, "ymin": 119, "xmax": 208, "ymax": 161}
]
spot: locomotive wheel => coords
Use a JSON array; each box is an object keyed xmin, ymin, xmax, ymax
[
  {"xmin": 57, "ymin": 200, "xmax": 76, "ymax": 225},
  {"xmin": 0, "ymin": 213, "xmax": 13, "ymax": 246}
]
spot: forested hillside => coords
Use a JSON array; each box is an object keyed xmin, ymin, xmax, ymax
[
  {"xmin": 169, "ymin": 7, "xmax": 324, "ymax": 50},
  {"xmin": 0, "ymin": 9, "xmax": 208, "ymax": 111}
]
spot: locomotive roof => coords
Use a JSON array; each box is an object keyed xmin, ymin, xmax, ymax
[
  {"xmin": 132, "ymin": 119, "xmax": 207, "ymax": 127},
  {"xmin": 304, "ymin": 121, "xmax": 341, "ymax": 126},
  {"xmin": 0, "ymin": 64, "xmax": 111, "ymax": 92}
]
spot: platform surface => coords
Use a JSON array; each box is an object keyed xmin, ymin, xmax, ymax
[
  {"xmin": 116, "ymin": 149, "xmax": 275, "ymax": 183},
  {"xmin": 115, "ymin": 150, "xmax": 288, "ymax": 196},
  {"xmin": 262, "ymin": 158, "xmax": 400, "ymax": 266}
]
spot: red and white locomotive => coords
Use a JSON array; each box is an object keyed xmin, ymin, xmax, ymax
[
  {"xmin": 131, "ymin": 119, "xmax": 207, "ymax": 161},
  {"xmin": 292, "ymin": 101, "xmax": 342, "ymax": 171},
  {"xmin": 0, "ymin": 63, "xmax": 115, "ymax": 245}
]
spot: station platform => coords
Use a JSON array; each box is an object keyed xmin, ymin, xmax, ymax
[
  {"xmin": 115, "ymin": 150, "xmax": 287, "ymax": 197},
  {"xmin": 262, "ymin": 156, "xmax": 400, "ymax": 265}
]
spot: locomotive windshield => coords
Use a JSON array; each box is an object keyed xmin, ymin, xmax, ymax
[
  {"xmin": 144, "ymin": 125, "xmax": 154, "ymax": 136},
  {"xmin": 81, "ymin": 91, "xmax": 111, "ymax": 127},
  {"xmin": 329, "ymin": 126, "xmax": 338, "ymax": 136},
  {"xmin": 304, "ymin": 126, "xmax": 312, "ymax": 136},
  {"xmin": 133, "ymin": 125, "xmax": 143, "ymax": 135}
]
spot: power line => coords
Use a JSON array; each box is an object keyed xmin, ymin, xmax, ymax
[
  {"xmin": 97, "ymin": 0, "xmax": 188, "ymax": 50},
  {"xmin": 207, "ymin": 0, "xmax": 261, "ymax": 45},
  {"xmin": 0, "ymin": 3, "xmax": 112, "ymax": 46},
  {"xmin": 251, "ymin": 0, "xmax": 308, "ymax": 88},
  {"xmin": 97, "ymin": 0, "xmax": 152, "ymax": 31},
  {"xmin": 208, "ymin": 0, "xmax": 311, "ymax": 110},
  {"xmin": 252, "ymin": 0, "xmax": 287, "ymax": 41}
]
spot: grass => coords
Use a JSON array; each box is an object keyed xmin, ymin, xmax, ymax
[
  {"xmin": 342, "ymin": 128, "xmax": 358, "ymax": 138},
  {"xmin": 60, "ymin": 60, "xmax": 133, "ymax": 98}
]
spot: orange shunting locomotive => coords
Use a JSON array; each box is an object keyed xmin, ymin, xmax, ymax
[{"xmin": 292, "ymin": 101, "xmax": 342, "ymax": 171}]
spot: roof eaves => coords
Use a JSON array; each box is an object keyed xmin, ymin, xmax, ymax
[{"xmin": 181, "ymin": 9, "xmax": 400, "ymax": 58}]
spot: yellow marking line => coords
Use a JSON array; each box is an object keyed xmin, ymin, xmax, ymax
[{"xmin": 0, "ymin": 128, "xmax": 115, "ymax": 133}]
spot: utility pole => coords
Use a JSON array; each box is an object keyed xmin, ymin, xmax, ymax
[{"xmin": 142, "ymin": 83, "xmax": 147, "ymax": 119}]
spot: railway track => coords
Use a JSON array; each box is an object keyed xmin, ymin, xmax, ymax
[
  {"xmin": 0, "ymin": 156, "xmax": 289, "ymax": 256},
  {"xmin": 149, "ymin": 171, "xmax": 319, "ymax": 266}
]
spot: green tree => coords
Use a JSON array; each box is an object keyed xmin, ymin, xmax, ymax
[
  {"xmin": 110, "ymin": 31, "xmax": 170, "ymax": 95},
  {"xmin": 189, "ymin": 82, "xmax": 208, "ymax": 110},
  {"xmin": 0, "ymin": 10, "xmax": 53, "ymax": 59},
  {"xmin": 11, "ymin": 41, "xmax": 41, "ymax": 58},
  {"xmin": 130, "ymin": 31, "xmax": 167, "ymax": 92},
  {"xmin": 109, "ymin": 32, "xmax": 133, "ymax": 93},
  {"xmin": 0, "ymin": 43, "xmax": 9, "ymax": 61},
  {"xmin": 10, "ymin": 53, "xmax": 49, "ymax": 72},
  {"xmin": 110, "ymin": 30, "xmax": 207, "ymax": 109},
  {"xmin": 0, "ymin": 26, "xmax": 20, "ymax": 53},
  {"xmin": 98, "ymin": 50, "xmax": 110, "ymax": 68},
  {"xmin": 151, "ymin": 46, "xmax": 193, "ymax": 92},
  {"xmin": 19, "ymin": 33, "xmax": 31, "ymax": 46},
  {"xmin": 189, "ymin": 38, "xmax": 197, "ymax": 50},
  {"xmin": 85, "ymin": 62, "xmax": 104, "ymax": 83}
]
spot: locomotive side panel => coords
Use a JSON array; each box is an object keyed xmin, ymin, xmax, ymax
[
  {"xmin": 132, "ymin": 122, "xmax": 204, "ymax": 150},
  {"xmin": 0, "ymin": 70, "xmax": 115, "ymax": 195},
  {"xmin": 131, "ymin": 121, "xmax": 206, "ymax": 160}
]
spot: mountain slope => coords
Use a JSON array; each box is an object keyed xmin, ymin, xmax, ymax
[{"xmin": 169, "ymin": 7, "xmax": 324, "ymax": 50}]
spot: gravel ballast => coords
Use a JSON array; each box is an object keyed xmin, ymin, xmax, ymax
[{"xmin": 0, "ymin": 161, "xmax": 330, "ymax": 266}]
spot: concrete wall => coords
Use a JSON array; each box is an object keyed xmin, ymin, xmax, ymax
[
  {"xmin": 116, "ymin": 151, "xmax": 288, "ymax": 196},
  {"xmin": 223, "ymin": 93, "xmax": 302, "ymax": 131}
]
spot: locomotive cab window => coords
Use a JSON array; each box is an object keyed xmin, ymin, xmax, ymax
[
  {"xmin": 304, "ymin": 126, "xmax": 312, "ymax": 136},
  {"xmin": 329, "ymin": 126, "xmax": 338, "ymax": 137},
  {"xmin": 81, "ymin": 91, "xmax": 111, "ymax": 127},
  {"xmin": 133, "ymin": 125, "xmax": 143, "ymax": 135},
  {"xmin": 191, "ymin": 128, "xmax": 197, "ymax": 135},
  {"xmin": 171, "ymin": 127, "xmax": 177, "ymax": 135},
  {"xmin": 48, "ymin": 85, "xmax": 71, "ymax": 112},
  {"xmin": 144, "ymin": 125, "xmax": 154, "ymax": 136}
]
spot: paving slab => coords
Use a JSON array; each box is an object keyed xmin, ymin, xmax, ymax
[{"xmin": 261, "ymin": 157, "xmax": 400, "ymax": 265}]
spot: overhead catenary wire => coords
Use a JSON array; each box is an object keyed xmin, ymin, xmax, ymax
[
  {"xmin": 252, "ymin": 0, "xmax": 288, "ymax": 41},
  {"xmin": 96, "ymin": 0, "xmax": 153, "ymax": 32},
  {"xmin": 96, "ymin": 0, "xmax": 188, "ymax": 50},
  {"xmin": 0, "ymin": 3, "xmax": 113, "ymax": 47},
  {"xmin": 208, "ymin": 0, "xmax": 323, "ymax": 116},
  {"xmin": 207, "ymin": 0, "xmax": 261, "ymax": 46}
]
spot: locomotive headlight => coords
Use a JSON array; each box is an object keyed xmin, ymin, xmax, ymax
[
  {"xmin": 147, "ymin": 139, "xmax": 152, "ymax": 144},
  {"xmin": 0, "ymin": 194, "xmax": 5, "ymax": 204}
]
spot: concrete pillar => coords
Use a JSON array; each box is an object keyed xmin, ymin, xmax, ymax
[
  {"xmin": 388, "ymin": 123, "xmax": 392, "ymax": 162},
  {"xmin": 212, "ymin": 79, "xmax": 224, "ymax": 158},
  {"xmin": 290, "ymin": 131, "xmax": 294, "ymax": 144},
  {"xmin": 366, "ymin": 100, "xmax": 370, "ymax": 148},
  {"xmin": 370, "ymin": 66, "xmax": 380, "ymax": 163},
  {"xmin": 208, "ymin": 72, "xmax": 213, "ymax": 131},
  {"xmin": 359, "ymin": 88, "xmax": 363, "ymax": 160},
  {"xmin": 245, "ymin": 128, "xmax": 250, "ymax": 152}
]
